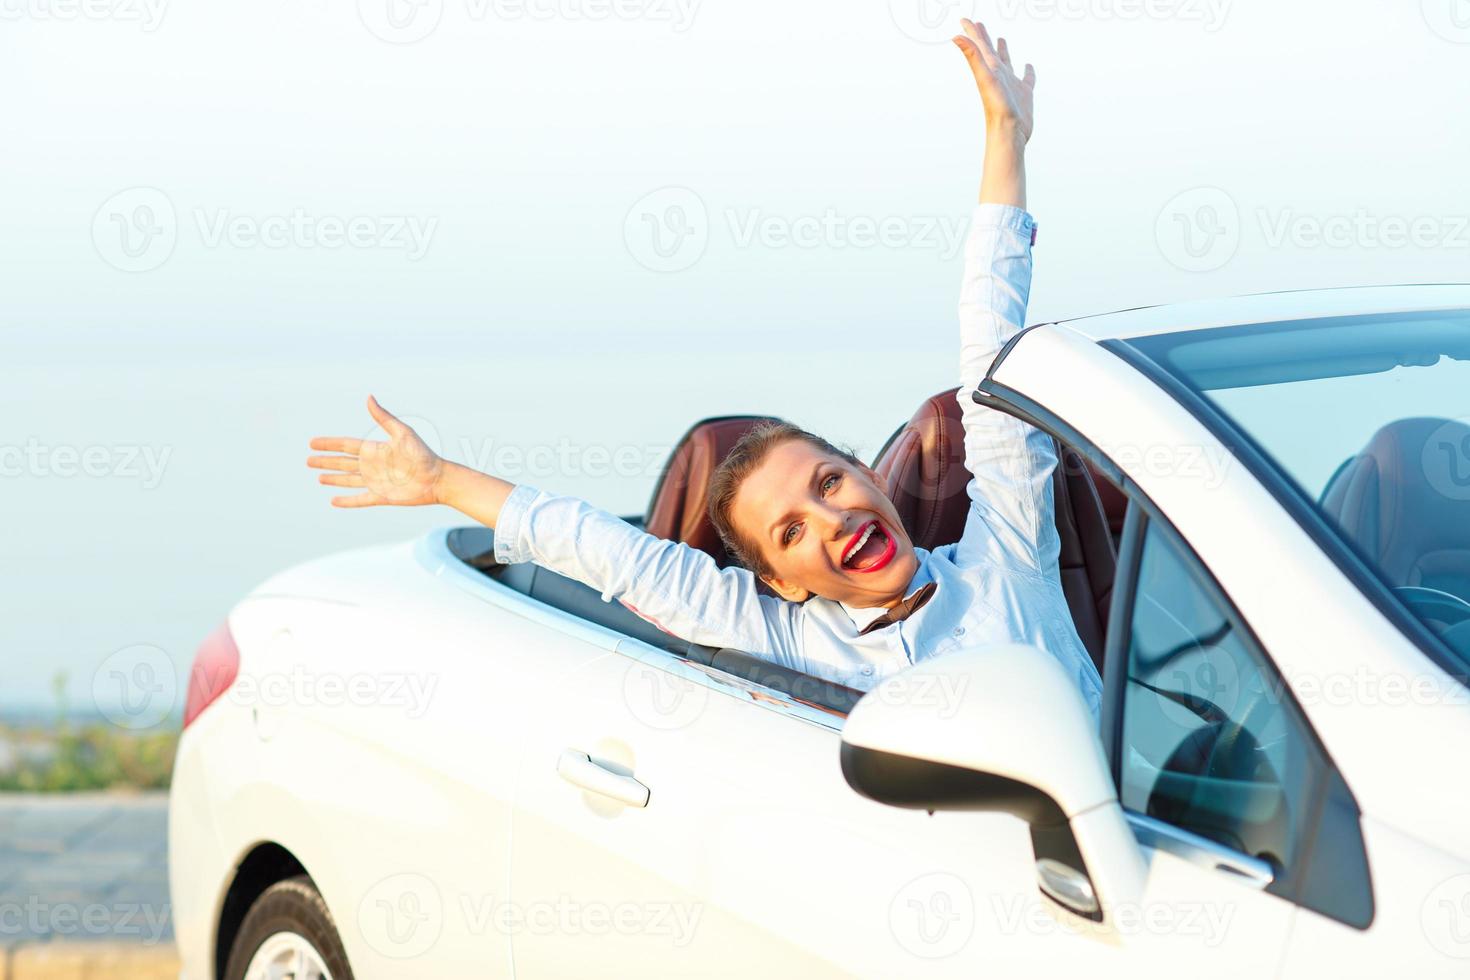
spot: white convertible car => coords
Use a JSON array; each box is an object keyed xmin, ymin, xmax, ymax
[{"xmin": 170, "ymin": 285, "xmax": 1470, "ymax": 980}]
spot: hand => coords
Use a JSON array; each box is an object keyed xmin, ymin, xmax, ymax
[
  {"xmin": 953, "ymin": 19, "xmax": 1035, "ymax": 144},
  {"xmin": 307, "ymin": 396, "xmax": 445, "ymax": 508}
]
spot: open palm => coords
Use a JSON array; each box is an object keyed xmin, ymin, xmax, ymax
[
  {"xmin": 307, "ymin": 396, "xmax": 444, "ymax": 507},
  {"xmin": 953, "ymin": 18, "xmax": 1035, "ymax": 142}
]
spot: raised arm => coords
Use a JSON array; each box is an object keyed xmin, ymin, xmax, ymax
[
  {"xmin": 306, "ymin": 397, "xmax": 803, "ymax": 660},
  {"xmin": 950, "ymin": 22, "xmax": 1062, "ymax": 577}
]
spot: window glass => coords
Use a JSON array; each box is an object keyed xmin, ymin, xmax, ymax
[
  {"xmin": 1124, "ymin": 311, "xmax": 1470, "ymax": 665},
  {"xmin": 1119, "ymin": 520, "xmax": 1313, "ymax": 871}
]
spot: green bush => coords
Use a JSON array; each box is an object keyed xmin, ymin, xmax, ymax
[{"xmin": 0, "ymin": 670, "xmax": 178, "ymax": 792}]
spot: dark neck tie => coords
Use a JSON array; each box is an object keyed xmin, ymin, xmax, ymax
[{"xmin": 857, "ymin": 581, "xmax": 938, "ymax": 636}]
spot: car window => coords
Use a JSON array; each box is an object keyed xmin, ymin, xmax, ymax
[{"xmin": 1117, "ymin": 517, "xmax": 1316, "ymax": 874}]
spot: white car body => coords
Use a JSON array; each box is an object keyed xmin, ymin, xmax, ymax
[{"xmin": 170, "ymin": 285, "xmax": 1470, "ymax": 979}]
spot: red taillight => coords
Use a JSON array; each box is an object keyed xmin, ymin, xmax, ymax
[{"xmin": 183, "ymin": 620, "xmax": 240, "ymax": 729}]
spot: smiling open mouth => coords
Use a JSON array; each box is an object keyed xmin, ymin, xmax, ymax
[{"xmin": 841, "ymin": 520, "xmax": 897, "ymax": 573}]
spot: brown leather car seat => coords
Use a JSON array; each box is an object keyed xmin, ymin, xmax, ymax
[
  {"xmin": 1319, "ymin": 416, "xmax": 1470, "ymax": 603},
  {"xmin": 872, "ymin": 388, "xmax": 1117, "ymax": 673},
  {"xmin": 644, "ymin": 415, "xmax": 782, "ymax": 568}
]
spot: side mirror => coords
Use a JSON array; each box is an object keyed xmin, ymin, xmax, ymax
[{"xmin": 840, "ymin": 643, "xmax": 1145, "ymax": 921}]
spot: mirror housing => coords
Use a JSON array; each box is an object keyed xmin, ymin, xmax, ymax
[{"xmin": 840, "ymin": 643, "xmax": 1145, "ymax": 920}]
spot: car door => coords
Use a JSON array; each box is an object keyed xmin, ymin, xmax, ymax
[
  {"xmin": 1094, "ymin": 500, "xmax": 1376, "ymax": 972},
  {"xmin": 507, "ymin": 630, "xmax": 1152, "ymax": 979}
]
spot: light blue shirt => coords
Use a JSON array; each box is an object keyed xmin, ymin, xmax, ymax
[{"xmin": 494, "ymin": 203, "xmax": 1104, "ymax": 723}]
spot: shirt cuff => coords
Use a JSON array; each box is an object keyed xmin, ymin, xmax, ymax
[
  {"xmin": 493, "ymin": 483, "xmax": 542, "ymax": 565},
  {"xmin": 970, "ymin": 203, "xmax": 1037, "ymax": 244}
]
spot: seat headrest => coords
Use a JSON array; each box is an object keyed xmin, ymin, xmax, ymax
[
  {"xmin": 871, "ymin": 389, "xmax": 972, "ymax": 550},
  {"xmin": 1320, "ymin": 417, "xmax": 1470, "ymax": 588},
  {"xmin": 645, "ymin": 415, "xmax": 782, "ymax": 567}
]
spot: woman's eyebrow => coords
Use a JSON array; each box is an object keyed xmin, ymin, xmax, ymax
[{"xmin": 767, "ymin": 463, "xmax": 827, "ymax": 542}]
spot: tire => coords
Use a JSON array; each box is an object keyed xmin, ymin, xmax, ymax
[{"xmin": 223, "ymin": 874, "xmax": 355, "ymax": 980}]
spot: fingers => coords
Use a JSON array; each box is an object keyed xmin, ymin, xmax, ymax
[
  {"xmin": 331, "ymin": 492, "xmax": 383, "ymax": 509},
  {"xmin": 309, "ymin": 436, "xmax": 363, "ymax": 454},
  {"xmin": 318, "ymin": 472, "xmax": 365, "ymax": 488},
  {"xmin": 366, "ymin": 394, "xmax": 409, "ymax": 437},
  {"xmin": 952, "ymin": 33, "xmax": 993, "ymax": 83},
  {"xmin": 307, "ymin": 454, "xmax": 360, "ymax": 472},
  {"xmin": 1024, "ymin": 63, "xmax": 1036, "ymax": 88},
  {"xmin": 997, "ymin": 36, "xmax": 1012, "ymax": 69}
]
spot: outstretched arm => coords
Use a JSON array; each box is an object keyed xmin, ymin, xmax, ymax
[
  {"xmin": 306, "ymin": 398, "xmax": 803, "ymax": 661},
  {"xmin": 950, "ymin": 22, "xmax": 1062, "ymax": 577}
]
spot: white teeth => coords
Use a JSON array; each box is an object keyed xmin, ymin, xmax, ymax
[{"xmin": 844, "ymin": 523, "xmax": 876, "ymax": 566}]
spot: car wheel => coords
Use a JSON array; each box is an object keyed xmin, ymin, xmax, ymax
[{"xmin": 224, "ymin": 874, "xmax": 354, "ymax": 980}]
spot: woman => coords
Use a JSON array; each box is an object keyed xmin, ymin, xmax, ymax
[{"xmin": 307, "ymin": 19, "xmax": 1103, "ymax": 721}]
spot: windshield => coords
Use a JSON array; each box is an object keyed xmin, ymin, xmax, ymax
[{"xmin": 1121, "ymin": 309, "xmax": 1470, "ymax": 670}]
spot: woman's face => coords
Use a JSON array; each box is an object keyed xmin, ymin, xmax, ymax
[{"xmin": 731, "ymin": 438, "xmax": 918, "ymax": 607}]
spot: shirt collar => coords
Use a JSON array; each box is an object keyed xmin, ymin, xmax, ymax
[{"xmin": 838, "ymin": 548, "xmax": 933, "ymax": 631}]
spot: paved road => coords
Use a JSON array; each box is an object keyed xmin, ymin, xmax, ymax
[{"xmin": 0, "ymin": 792, "xmax": 172, "ymax": 950}]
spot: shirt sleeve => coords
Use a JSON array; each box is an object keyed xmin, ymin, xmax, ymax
[
  {"xmin": 493, "ymin": 483, "xmax": 804, "ymax": 661},
  {"xmin": 953, "ymin": 203, "xmax": 1062, "ymax": 578}
]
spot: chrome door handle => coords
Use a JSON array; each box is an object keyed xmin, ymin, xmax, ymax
[{"xmin": 557, "ymin": 750, "xmax": 650, "ymax": 808}]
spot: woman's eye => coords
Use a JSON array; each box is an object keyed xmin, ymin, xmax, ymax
[
  {"xmin": 783, "ymin": 523, "xmax": 800, "ymax": 545},
  {"xmin": 821, "ymin": 474, "xmax": 840, "ymax": 494}
]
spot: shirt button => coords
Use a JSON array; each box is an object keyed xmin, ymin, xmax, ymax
[
  {"xmin": 861, "ymin": 665, "xmax": 874, "ymax": 676},
  {"xmin": 952, "ymin": 626, "xmax": 965, "ymax": 638}
]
